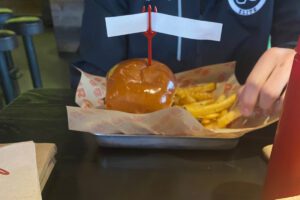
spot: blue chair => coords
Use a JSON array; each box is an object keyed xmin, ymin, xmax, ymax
[
  {"xmin": 5, "ymin": 16, "xmax": 44, "ymax": 88},
  {"xmin": 0, "ymin": 8, "xmax": 13, "ymax": 29},
  {"xmin": 0, "ymin": 30, "xmax": 18, "ymax": 103},
  {"xmin": 0, "ymin": 8, "xmax": 21, "ymax": 95}
]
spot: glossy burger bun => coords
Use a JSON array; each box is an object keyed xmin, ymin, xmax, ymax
[{"xmin": 106, "ymin": 58, "xmax": 176, "ymax": 113}]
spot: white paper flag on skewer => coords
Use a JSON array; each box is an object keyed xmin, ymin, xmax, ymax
[
  {"xmin": 106, "ymin": 13, "xmax": 147, "ymax": 37},
  {"xmin": 105, "ymin": 12, "xmax": 223, "ymax": 41}
]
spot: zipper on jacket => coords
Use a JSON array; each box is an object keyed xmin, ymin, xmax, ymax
[{"xmin": 177, "ymin": 0, "xmax": 182, "ymax": 61}]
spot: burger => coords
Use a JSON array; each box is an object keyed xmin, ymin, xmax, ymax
[{"xmin": 106, "ymin": 58, "xmax": 176, "ymax": 113}]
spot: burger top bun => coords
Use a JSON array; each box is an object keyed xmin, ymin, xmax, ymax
[{"xmin": 106, "ymin": 58, "xmax": 176, "ymax": 113}]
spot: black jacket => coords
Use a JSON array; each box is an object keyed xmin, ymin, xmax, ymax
[{"xmin": 72, "ymin": 0, "xmax": 300, "ymax": 88}]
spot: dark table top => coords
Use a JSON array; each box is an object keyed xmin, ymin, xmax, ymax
[{"xmin": 0, "ymin": 89, "xmax": 277, "ymax": 200}]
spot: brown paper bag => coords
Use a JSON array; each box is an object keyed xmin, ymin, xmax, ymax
[{"xmin": 67, "ymin": 62, "xmax": 279, "ymax": 138}]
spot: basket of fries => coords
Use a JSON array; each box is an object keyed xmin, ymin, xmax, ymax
[{"xmin": 67, "ymin": 61, "xmax": 279, "ymax": 149}]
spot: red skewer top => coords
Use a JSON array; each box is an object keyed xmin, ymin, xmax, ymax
[{"xmin": 142, "ymin": 5, "xmax": 157, "ymax": 66}]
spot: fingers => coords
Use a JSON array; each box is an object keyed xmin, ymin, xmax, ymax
[
  {"xmin": 246, "ymin": 48, "xmax": 279, "ymax": 87},
  {"xmin": 239, "ymin": 49, "xmax": 278, "ymax": 116},
  {"xmin": 238, "ymin": 82, "xmax": 260, "ymax": 116},
  {"xmin": 238, "ymin": 85, "xmax": 244, "ymax": 97},
  {"xmin": 239, "ymin": 48, "xmax": 295, "ymax": 116},
  {"xmin": 274, "ymin": 89, "xmax": 286, "ymax": 114},
  {"xmin": 258, "ymin": 58, "xmax": 293, "ymax": 110}
]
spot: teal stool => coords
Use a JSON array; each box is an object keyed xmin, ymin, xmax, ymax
[
  {"xmin": 0, "ymin": 30, "xmax": 18, "ymax": 103},
  {"xmin": 0, "ymin": 8, "xmax": 13, "ymax": 28},
  {"xmin": 0, "ymin": 8, "xmax": 21, "ymax": 95},
  {"xmin": 5, "ymin": 16, "xmax": 44, "ymax": 88}
]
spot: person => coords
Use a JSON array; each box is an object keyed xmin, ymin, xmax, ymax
[{"xmin": 72, "ymin": 0, "xmax": 300, "ymax": 116}]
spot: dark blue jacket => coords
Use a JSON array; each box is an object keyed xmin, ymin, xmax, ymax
[{"xmin": 72, "ymin": 0, "xmax": 300, "ymax": 88}]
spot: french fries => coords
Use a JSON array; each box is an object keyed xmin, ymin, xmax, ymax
[
  {"xmin": 174, "ymin": 83, "xmax": 216, "ymax": 106},
  {"xmin": 174, "ymin": 83, "xmax": 240, "ymax": 129},
  {"xmin": 186, "ymin": 94, "xmax": 237, "ymax": 118},
  {"xmin": 217, "ymin": 109, "xmax": 241, "ymax": 128},
  {"xmin": 216, "ymin": 94, "xmax": 226, "ymax": 103},
  {"xmin": 176, "ymin": 82, "xmax": 216, "ymax": 94},
  {"xmin": 175, "ymin": 92, "xmax": 213, "ymax": 105}
]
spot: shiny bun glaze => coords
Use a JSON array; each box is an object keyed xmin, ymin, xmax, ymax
[{"xmin": 106, "ymin": 58, "xmax": 176, "ymax": 113}]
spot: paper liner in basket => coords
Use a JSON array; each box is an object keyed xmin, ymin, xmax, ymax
[{"xmin": 67, "ymin": 62, "xmax": 279, "ymax": 139}]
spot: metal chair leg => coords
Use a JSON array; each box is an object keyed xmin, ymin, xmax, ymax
[
  {"xmin": 0, "ymin": 52, "xmax": 15, "ymax": 103},
  {"xmin": 4, "ymin": 51, "xmax": 20, "ymax": 95},
  {"xmin": 4, "ymin": 51, "xmax": 14, "ymax": 68},
  {"xmin": 23, "ymin": 35, "xmax": 42, "ymax": 88}
]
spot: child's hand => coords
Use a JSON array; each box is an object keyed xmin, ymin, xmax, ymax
[{"xmin": 238, "ymin": 47, "xmax": 296, "ymax": 116}]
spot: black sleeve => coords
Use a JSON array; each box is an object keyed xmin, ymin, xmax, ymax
[
  {"xmin": 271, "ymin": 0, "xmax": 300, "ymax": 48},
  {"xmin": 79, "ymin": 0, "xmax": 129, "ymax": 71}
]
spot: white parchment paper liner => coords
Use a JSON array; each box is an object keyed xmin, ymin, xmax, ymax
[{"xmin": 67, "ymin": 62, "xmax": 279, "ymax": 138}]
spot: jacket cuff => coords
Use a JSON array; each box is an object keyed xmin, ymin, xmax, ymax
[{"xmin": 272, "ymin": 40, "xmax": 298, "ymax": 49}]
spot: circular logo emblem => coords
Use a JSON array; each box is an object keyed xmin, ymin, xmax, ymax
[{"xmin": 228, "ymin": 0, "xmax": 266, "ymax": 16}]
